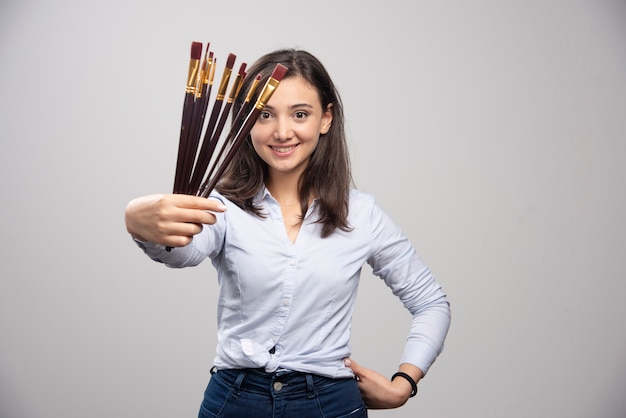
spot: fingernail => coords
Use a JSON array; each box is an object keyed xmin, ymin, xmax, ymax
[
  {"xmin": 217, "ymin": 204, "xmax": 227, "ymax": 211},
  {"xmin": 344, "ymin": 359, "xmax": 352, "ymax": 366}
]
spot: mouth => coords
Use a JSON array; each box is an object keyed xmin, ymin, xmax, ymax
[{"xmin": 270, "ymin": 144, "xmax": 298, "ymax": 153}]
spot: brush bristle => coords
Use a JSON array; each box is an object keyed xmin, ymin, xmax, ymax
[
  {"xmin": 238, "ymin": 63, "xmax": 247, "ymax": 76},
  {"xmin": 191, "ymin": 42, "xmax": 203, "ymax": 60},
  {"xmin": 270, "ymin": 64, "xmax": 288, "ymax": 81},
  {"xmin": 226, "ymin": 53, "xmax": 236, "ymax": 69}
]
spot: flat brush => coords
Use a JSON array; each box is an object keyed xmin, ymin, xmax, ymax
[
  {"xmin": 201, "ymin": 73, "xmax": 261, "ymax": 191},
  {"xmin": 194, "ymin": 62, "xmax": 247, "ymax": 191},
  {"xmin": 189, "ymin": 53, "xmax": 237, "ymax": 194},
  {"xmin": 180, "ymin": 47, "xmax": 212, "ymax": 194},
  {"xmin": 173, "ymin": 41, "xmax": 203, "ymax": 194},
  {"xmin": 230, "ymin": 73, "xmax": 262, "ymax": 143},
  {"xmin": 199, "ymin": 63, "xmax": 288, "ymax": 198},
  {"xmin": 211, "ymin": 62, "xmax": 247, "ymax": 152}
]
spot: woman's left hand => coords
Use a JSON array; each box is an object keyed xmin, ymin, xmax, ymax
[{"xmin": 344, "ymin": 358, "xmax": 422, "ymax": 409}]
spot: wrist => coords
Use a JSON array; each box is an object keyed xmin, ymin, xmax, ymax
[{"xmin": 391, "ymin": 371, "xmax": 418, "ymax": 398}]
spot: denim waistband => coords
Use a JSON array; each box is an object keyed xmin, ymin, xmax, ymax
[{"xmin": 211, "ymin": 367, "xmax": 354, "ymax": 398}]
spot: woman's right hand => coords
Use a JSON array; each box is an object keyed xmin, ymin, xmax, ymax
[{"xmin": 124, "ymin": 194, "xmax": 227, "ymax": 248}]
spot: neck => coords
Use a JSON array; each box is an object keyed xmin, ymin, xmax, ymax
[{"xmin": 266, "ymin": 171, "xmax": 302, "ymax": 206}]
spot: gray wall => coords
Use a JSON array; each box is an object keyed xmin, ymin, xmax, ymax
[{"xmin": 1, "ymin": 0, "xmax": 624, "ymax": 417}]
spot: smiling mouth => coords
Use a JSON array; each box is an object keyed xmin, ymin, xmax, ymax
[{"xmin": 271, "ymin": 145, "xmax": 298, "ymax": 153}]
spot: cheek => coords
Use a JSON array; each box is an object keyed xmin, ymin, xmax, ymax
[
  {"xmin": 249, "ymin": 138, "xmax": 264, "ymax": 157},
  {"xmin": 249, "ymin": 133, "xmax": 270, "ymax": 163},
  {"xmin": 249, "ymin": 127, "xmax": 268, "ymax": 148}
]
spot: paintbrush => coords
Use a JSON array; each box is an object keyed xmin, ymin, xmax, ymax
[
  {"xmin": 193, "ymin": 62, "xmax": 247, "ymax": 194},
  {"xmin": 199, "ymin": 64, "xmax": 288, "ymax": 198},
  {"xmin": 200, "ymin": 73, "xmax": 261, "ymax": 192},
  {"xmin": 173, "ymin": 41, "xmax": 203, "ymax": 194},
  {"xmin": 180, "ymin": 47, "xmax": 213, "ymax": 194},
  {"xmin": 210, "ymin": 61, "xmax": 247, "ymax": 158},
  {"xmin": 188, "ymin": 53, "xmax": 237, "ymax": 194}
]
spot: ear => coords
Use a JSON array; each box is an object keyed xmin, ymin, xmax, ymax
[{"xmin": 320, "ymin": 103, "xmax": 333, "ymax": 135}]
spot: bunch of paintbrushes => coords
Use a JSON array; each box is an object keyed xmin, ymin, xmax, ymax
[{"xmin": 172, "ymin": 41, "xmax": 288, "ymax": 198}]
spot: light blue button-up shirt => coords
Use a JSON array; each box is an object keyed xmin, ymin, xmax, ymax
[{"xmin": 137, "ymin": 188, "xmax": 450, "ymax": 378}]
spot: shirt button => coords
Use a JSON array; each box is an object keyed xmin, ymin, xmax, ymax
[
  {"xmin": 287, "ymin": 260, "xmax": 296, "ymax": 266},
  {"xmin": 282, "ymin": 299, "xmax": 290, "ymax": 306},
  {"xmin": 273, "ymin": 382, "xmax": 283, "ymax": 391}
]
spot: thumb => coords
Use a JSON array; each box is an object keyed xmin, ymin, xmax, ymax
[{"xmin": 344, "ymin": 358, "xmax": 362, "ymax": 374}]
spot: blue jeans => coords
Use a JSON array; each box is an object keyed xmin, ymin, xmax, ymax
[{"xmin": 198, "ymin": 368, "xmax": 368, "ymax": 418}]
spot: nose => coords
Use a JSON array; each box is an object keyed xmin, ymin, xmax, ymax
[{"xmin": 273, "ymin": 117, "xmax": 293, "ymax": 142}]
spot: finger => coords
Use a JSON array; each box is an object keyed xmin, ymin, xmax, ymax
[
  {"xmin": 344, "ymin": 358, "xmax": 365, "ymax": 378},
  {"xmin": 155, "ymin": 213, "xmax": 207, "ymax": 236},
  {"xmin": 176, "ymin": 208, "xmax": 219, "ymax": 225},
  {"xmin": 173, "ymin": 221, "xmax": 204, "ymax": 237},
  {"xmin": 163, "ymin": 234, "xmax": 194, "ymax": 248},
  {"xmin": 173, "ymin": 195, "xmax": 227, "ymax": 212},
  {"xmin": 158, "ymin": 222, "xmax": 204, "ymax": 247}
]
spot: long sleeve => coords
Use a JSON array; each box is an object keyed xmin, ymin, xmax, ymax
[{"xmin": 367, "ymin": 201, "xmax": 451, "ymax": 375}]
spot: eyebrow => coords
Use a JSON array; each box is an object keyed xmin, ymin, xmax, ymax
[{"xmin": 264, "ymin": 103, "xmax": 316, "ymax": 111}]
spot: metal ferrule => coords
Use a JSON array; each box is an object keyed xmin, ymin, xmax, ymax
[
  {"xmin": 185, "ymin": 58, "xmax": 200, "ymax": 94},
  {"xmin": 195, "ymin": 59, "xmax": 209, "ymax": 98},
  {"xmin": 208, "ymin": 59, "xmax": 216, "ymax": 85},
  {"xmin": 216, "ymin": 67, "xmax": 233, "ymax": 101},
  {"xmin": 244, "ymin": 78, "xmax": 261, "ymax": 103},
  {"xmin": 227, "ymin": 73, "xmax": 244, "ymax": 104},
  {"xmin": 255, "ymin": 77, "xmax": 281, "ymax": 110}
]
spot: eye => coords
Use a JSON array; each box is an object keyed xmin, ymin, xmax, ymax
[
  {"xmin": 294, "ymin": 111, "xmax": 308, "ymax": 119},
  {"xmin": 259, "ymin": 111, "xmax": 272, "ymax": 120}
]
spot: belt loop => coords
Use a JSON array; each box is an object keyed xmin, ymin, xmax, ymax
[
  {"xmin": 232, "ymin": 371, "xmax": 247, "ymax": 399},
  {"xmin": 305, "ymin": 374, "xmax": 316, "ymax": 399}
]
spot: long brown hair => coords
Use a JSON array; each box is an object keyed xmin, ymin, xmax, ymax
[{"xmin": 216, "ymin": 49, "xmax": 352, "ymax": 238}]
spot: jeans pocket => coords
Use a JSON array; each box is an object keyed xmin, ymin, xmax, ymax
[
  {"xmin": 198, "ymin": 403, "xmax": 219, "ymax": 418},
  {"xmin": 316, "ymin": 378, "xmax": 367, "ymax": 418},
  {"xmin": 198, "ymin": 372, "xmax": 236, "ymax": 418},
  {"xmin": 334, "ymin": 404, "xmax": 368, "ymax": 418}
]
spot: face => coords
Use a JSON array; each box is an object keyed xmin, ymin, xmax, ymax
[{"xmin": 250, "ymin": 76, "xmax": 333, "ymax": 179}]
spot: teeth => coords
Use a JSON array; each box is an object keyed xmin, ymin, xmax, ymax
[{"xmin": 272, "ymin": 145, "xmax": 296, "ymax": 153}]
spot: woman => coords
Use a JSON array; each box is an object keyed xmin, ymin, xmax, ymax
[{"xmin": 125, "ymin": 49, "xmax": 450, "ymax": 417}]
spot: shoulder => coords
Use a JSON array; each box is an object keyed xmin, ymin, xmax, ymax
[
  {"xmin": 347, "ymin": 188, "xmax": 380, "ymax": 223},
  {"xmin": 348, "ymin": 188, "xmax": 375, "ymax": 206},
  {"xmin": 348, "ymin": 188, "xmax": 400, "ymax": 232}
]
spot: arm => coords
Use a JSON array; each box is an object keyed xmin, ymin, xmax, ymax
[{"xmin": 348, "ymin": 200, "xmax": 451, "ymax": 408}]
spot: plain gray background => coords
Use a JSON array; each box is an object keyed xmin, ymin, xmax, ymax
[{"xmin": 1, "ymin": 0, "xmax": 625, "ymax": 417}]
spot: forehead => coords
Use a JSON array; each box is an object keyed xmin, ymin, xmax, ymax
[{"xmin": 266, "ymin": 76, "xmax": 322, "ymax": 108}]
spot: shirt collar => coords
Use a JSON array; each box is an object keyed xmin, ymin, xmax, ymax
[
  {"xmin": 256, "ymin": 186, "xmax": 319, "ymax": 216},
  {"xmin": 256, "ymin": 186, "xmax": 273, "ymax": 205}
]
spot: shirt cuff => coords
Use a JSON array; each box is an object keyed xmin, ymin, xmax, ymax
[
  {"xmin": 132, "ymin": 238, "xmax": 170, "ymax": 263},
  {"xmin": 400, "ymin": 340, "xmax": 442, "ymax": 376}
]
